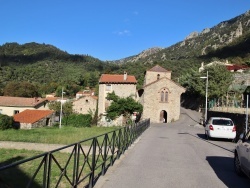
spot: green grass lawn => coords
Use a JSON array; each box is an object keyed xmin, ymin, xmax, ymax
[
  {"xmin": 0, "ymin": 148, "xmax": 99, "ymax": 187},
  {"xmin": 0, "ymin": 126, "xmax": 119, "ymax": 145}
]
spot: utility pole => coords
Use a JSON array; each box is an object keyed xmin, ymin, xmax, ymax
[
  {"xmin": 59, "ymin": 87, "xmax": 64, "ymax": 129},
  {"xmin": 200, "ymin": 71, "xmax": 208, "ymax": 122},
  {"xmin": 246, "ymin": 94, "xmax": 249, "ymax": 133}
]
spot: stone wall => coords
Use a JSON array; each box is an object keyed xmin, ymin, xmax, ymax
[
  {"xmin": 144, "ymin": 71, "xmax": 171, "ymax": 86},
  {"xmin": 73, "ymin": 96, "xmax": 97, "ymax": 114},
  {"xmin": 142, "ymin": 78, "xmax": 184, "ymax": 123},
  {"xmin": 98, "ymin": 83, "xmax": 137, "ymax": 125}
]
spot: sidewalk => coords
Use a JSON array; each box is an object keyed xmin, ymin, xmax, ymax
[{"xmin": 0, "ymin": 141, "xmax": 89, "ymax": 153}]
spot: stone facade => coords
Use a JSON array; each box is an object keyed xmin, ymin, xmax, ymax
[
  {"xmin": 73, "ymin": 96, "xmax": 97, "ymax": 114},
  {"xmin": 139, "ymin": 65, "xmax": 186, "ymax": 123},
  {"xmin": 97, "ymin": 66, "xmax": 185, "ymax": 125},
  {"xmin": 98, "ymin": 73, "xmax": 137, "ymax": 126}
]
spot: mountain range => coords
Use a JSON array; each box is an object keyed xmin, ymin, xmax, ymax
[{"xmin": 0, "ymin": 10, "xmax": 250, "ymax": 94}]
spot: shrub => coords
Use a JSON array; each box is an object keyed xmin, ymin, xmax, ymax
[
  {"xmin": 0, "ymin": 114, "xmax": 13, "ymax": 130},
  {"xmin": 62, "ymin": 114, "xmax": 92, "ymax": 127}
]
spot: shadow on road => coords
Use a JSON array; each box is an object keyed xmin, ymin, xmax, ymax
[
  {"xmin": 178, "ymin": 132, "xmax": 234, "ymax": 153},
  {"xmin": 180, "ymin": 112, "xmax": 201, "ymax": 124},
  {"xmin": 206, "ymin": 156, "xmax": 250, "ymax": 187}
]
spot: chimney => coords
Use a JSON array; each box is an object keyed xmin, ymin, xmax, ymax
[
  {"xmin": 34, "ymin": 97, "xmax": 39, "ymax": 103},
  {"xmin": 124, "ymin": 71, "xmax": 127, "ymax": 81}
]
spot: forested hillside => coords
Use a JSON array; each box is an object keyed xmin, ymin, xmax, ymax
[
  {"xmin": 0, "ymin": 11, "xmax": 250, "ymax": 98},
  {"xmin": 0, "ymin": 42, "xmax": 123, "ymax": 96}
]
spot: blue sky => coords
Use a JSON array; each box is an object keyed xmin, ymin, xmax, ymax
[{"xmin": 1, "ymin": 1, "xmax": 249, "ymax": 61}]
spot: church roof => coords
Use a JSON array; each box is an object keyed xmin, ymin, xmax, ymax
[
  {"xmin": 99, "ymin": 74, "xmax": 137, "ymax": 84},
  {"xmin": 148, "ymin": 65, "xmax": 170, "ymax": 72},
  {"xmin": 143, "ymin": 77, "xmax": 186, "ymax": 92}
]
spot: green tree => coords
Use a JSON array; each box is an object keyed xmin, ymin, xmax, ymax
[
  {"xmin": 3, "ymin": 81, "xmax": 39, "ymax": 97},
  {"xmin": 203, "ymin": 65, "xmax": 233, "ymax": 99},
  {"xmin": 0, "ymin": 114, "xmax": 13, "ymax": 130},
  {"xmin": 106, "ymin": 92, "xmax": 143, "ymax": 122},
  {"xmin": 180, "ymin": 64, "xmax": 233, "ymax": 99},
  {"xmin": 62, "ymin": 114, "xmax": 92, "ymax": 127},
  {"xmin": 48, "ymin": 101, "xmax": 73, "ymax": 117}
]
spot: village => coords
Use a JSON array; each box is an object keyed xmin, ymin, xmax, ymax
[
  {"xmin": 0, "ymin": 65, "xmax": 186, "ymax": 129},
  {"xmin": 0, "ymin": 60, "xmax": 249, "ymax": 130}
]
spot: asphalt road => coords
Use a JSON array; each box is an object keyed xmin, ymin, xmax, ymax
[{"xmin": 95, "ymin": 108, "xmax": 250, "ymax": 188}]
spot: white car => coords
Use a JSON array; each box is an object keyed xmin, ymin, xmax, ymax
[
  {"xmin": 205, "ymin": 117, "xmax": 236, "ymax": 140},
  {"xmin": 234, "ymin": 129, "xmax": 250, "ymax": 178}
]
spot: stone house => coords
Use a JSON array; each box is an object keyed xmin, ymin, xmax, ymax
[
  {"xmin": 76, "ymin": 89, "xmax": 95, "ymax": 99},
  {"xmin": 13, "ymin": 109, "xmax": 55, "ymax": 129},
  {"xmin": 73, "ymin": 95, "xmax": 98, "ymax": 114},
  {"xmin": 98, "ymin": 72, "xmax": 137, "ymax": 125},
  {"xmin": 138, "ymin": 65, "xmax": 186, "ymax": 123},
  {"xmin": 0, "ymin": 96, "xmax": 48, "ymax": 116}
]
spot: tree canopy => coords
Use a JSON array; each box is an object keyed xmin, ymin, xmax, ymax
[
  {"xmin": 106, "ymin": 92, "xmax": 143, "ymax": 121},
  {"xmin": 180, "ymin": 64, "xmax": 233, "ymax": 99},
  {"xmin": 3, "ymin": 81, "xmax": 39, "ymax": 97}
]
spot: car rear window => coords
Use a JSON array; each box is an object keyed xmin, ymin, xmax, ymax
[{"xmin": 212, "ymin": 119, "xmax": 233, "ymax": 126}]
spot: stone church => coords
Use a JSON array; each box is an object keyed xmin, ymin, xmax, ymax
[
  {"xmin": 138, "ymin": 65, "xmax": 185, "ymax": 123},
  {"xmin": 97, "ymin": 65, "xmax": 185, "ymax": 125}
]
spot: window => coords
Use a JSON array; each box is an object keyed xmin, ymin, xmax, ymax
[
  {"xmin": 0, "ymin": 109, "xmax": 2, "ymax": 114},
  {"xmin": 160, "ymin": 88, "xmax": 169, "ymax": 102},
  {"xmin": 14, "ymin": 110, "xmax": 19, "ymax": 115},
  {"xmin": 165, "ymin": 92, "xmax": 168, "ymax": 102},
  {"xmin": 161, "ymin": 91, "xmax": 164, "ymax": 101},
  {"xmin": 157, "ymin": 74, "xmax": 160, "ymax": 80},
  {"xmin": 106, "ymin": 84, "xmax": 111, "ymax": 91}
]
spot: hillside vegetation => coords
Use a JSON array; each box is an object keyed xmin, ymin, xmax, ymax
[{"xmin": 0, "ymin": 11, "xmax": 250, "ymax": 96}]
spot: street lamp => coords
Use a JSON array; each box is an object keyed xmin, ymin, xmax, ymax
[
  {"xmin": 59, "ymin": 87, "xmax": 64, "ymax": 129},
  {"xmin": 246, "ymin": 94, "xmax": 249, "ymax": 133},
  {"xmin": 200, "ymin": 71, "xmax": 208, "ymax": 123}
]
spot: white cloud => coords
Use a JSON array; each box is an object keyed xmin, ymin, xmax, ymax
[
  {"xmin": 114, "ymin": 30, "xmax": 131, "ymax": 36},
  {"xmin": 133, "ymin": 11, "xmax": 139, "ymax": 15}
]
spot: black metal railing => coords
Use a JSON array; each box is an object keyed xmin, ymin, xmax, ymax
[{"xmin": 0, "ymin": 119, "xmax": 150, "ymax": 188}]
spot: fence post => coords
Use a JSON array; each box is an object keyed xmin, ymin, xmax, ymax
[
  {"xmin": 46, "ymin": 153, "xmax": 52, "ymax": 188},
  {"xmin": 102, "ymin": 134, "xmax": 108, "ymax": 176},
  {"xmin": 42, "ymin": 153, "xmax": 49, "ymax": 188},
  {"xmin": 111, "ymin": 131, "xmax": 116, "ymax": 166},
  {"xmin": 73, "ymin": 143, "xmax": 79, "ymax": 187},
  {"xmin": 89, "ymin": 138, "xmax": 96, "ymax": 188}
]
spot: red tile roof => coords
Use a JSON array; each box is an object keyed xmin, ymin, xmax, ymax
[
  {"xmin": 0, "ymin": 96, "xmax": 47, "ymax": 107},
  {"xmin": 99, "ymin": 74, "xmax": 137, "ymax": 84},
  {"xmin": 13, "ymin": 110, "xmax": 54, "ymax": 124},
  {"xmin": 46, "ymin": 97, "xmax": 60, "ymax": 102},
  {"xmin": 226, "ymin": 65, "xmax": 249, "ymax": 71}
]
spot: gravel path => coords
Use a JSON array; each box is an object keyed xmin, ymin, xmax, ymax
[{"xmin": 0, "ymin": 141, "xmax": 90, "ymax": 153}]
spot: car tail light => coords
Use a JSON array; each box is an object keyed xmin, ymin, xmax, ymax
[
  {"xmin": 232, "ymin": 126, "xmax": 236, "ymax": 132},
  {"xmin": 209, "ymin": 125, "xmax": 214, "ymax": 130}
]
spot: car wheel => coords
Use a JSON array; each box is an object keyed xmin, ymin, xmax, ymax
[{"xmin": 234, "ymin": 153, "xmax": 243, "ymax": 176}]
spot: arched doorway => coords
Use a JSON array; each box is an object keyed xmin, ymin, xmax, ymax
[{"xmin": 160, "ymin": 110, "xmax": 167, "ymax": 123}]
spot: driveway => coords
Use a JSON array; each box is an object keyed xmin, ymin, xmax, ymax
[{"xmin": 95, "ymin": 108, "xmax": 250, "ymax": 188}]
